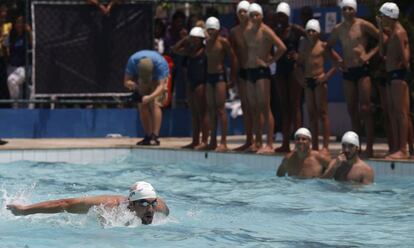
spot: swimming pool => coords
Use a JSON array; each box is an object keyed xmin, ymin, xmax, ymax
[{"xmin": 1, "ymin": 149, "xmax": 413, "ymax": 247}]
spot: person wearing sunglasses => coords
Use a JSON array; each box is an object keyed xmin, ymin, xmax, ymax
[
  {"xmin": 276, "ymin": 127, "xmax": 331, "ymax": 178},
  {"xmin": 7, "ymin": 181, "xmax": 169, "ymax": 225}
]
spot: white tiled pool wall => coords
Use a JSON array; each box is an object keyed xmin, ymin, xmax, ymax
[{"xmin": 0, "ymin": 148, "xmax": 413, "ymax": 176}]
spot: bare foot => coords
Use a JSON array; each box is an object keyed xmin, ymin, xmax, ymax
[
  {"xmin": 205, "ymin": 143, "xmax": 217, "ymax": 151},
  {"xmin": 274, "ymin": 145, "xmax": 290, "ymax": 153},
  {"xmin": 215, "ymin": 144, "xmax": 228, "ymax": 152},
  {"xmin": 194, "ymin": 142, "xmax": 209, "ymax": 150},
  {"xmin": 233, "ymin": 142, "xmax": 253, "ymax": 152},
  {"xmin": 181, "ymin": 142, "xmax": 198, "ymax": 149},
  {"xmin": 244, "ymin": 143, "xmax": 259, "ymax": 153},
  {"xmin": 385, "ymin": 150, "xmax": 409, "ymax": 160},
  {"xmin": 257, "ymin": 145, "xmax": 274, "ymax": 154}
]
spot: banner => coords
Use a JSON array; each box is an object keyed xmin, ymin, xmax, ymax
[{"xmin": 32, "ymin": 2, "xmax": 154, "ymax": 96}]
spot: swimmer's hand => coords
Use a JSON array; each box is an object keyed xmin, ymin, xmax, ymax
[
  {"xmin": 142, "ymin": 95, "xmax": 151, "ymax": 104},
  {"xmin": 125, "ymin": 80, "xmax": 137, "ymax": 91},
  {"xmin": 7, "ymin": 204, "xmax": 28, "ymax": 216},
  {"xmin": 315, "ymin": 73, "xmax": 327, "ymax": 84}
]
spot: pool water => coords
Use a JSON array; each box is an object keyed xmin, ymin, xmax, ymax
[{"xmin": 1, "ymin": 152, "xmax": 413, "ymax": 247}]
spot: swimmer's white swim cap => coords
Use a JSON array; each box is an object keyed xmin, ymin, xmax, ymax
[
  {"xmin": 189, "ymin": 27, "xmax": 205, "ymax": 38},
  {"xmin": 248, "ymin": 3, "xmax": 263, "ymax": 16},
  {"xmin": 380, "ymin": 2, "xmax": 399, "ymax": 19},
  {"xmin": 276, "ymin": 2, "xmax": 291, "ymax": 18},
  {"xmin": 340, "ymin": 0, "xmax": 357, "ymax": 11},
  {"xmin": 294, "ymin": 127, "xmax": 312, "ymax": 140},
  {"xmin": 206, "ymin": 17, "xmax": 220, "ymax": 30},
  {"xmin": 305, "ymin": 19, "xmax": 321, "ymax": 33},
  {"xmin": 341, "ymin": 131, "xmax": 359, "ymax": 147},
  {"xmin": 237, "ymin": 0, "xmax": 250, "ymax": 13},
  {"xmin": 128, "ymin": 181, "xmax": 157, "ymax": 201}
]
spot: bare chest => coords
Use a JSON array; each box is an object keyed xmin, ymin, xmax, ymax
[{"xmin": 287, "ymin": 157, "xmax": 323, "ymax": 178}]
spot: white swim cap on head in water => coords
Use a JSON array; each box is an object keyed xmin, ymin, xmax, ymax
[
  {"xmin": 341, "ymin": 131, "xmax": 359, "ymax": 147},
  {"xmin": 340, "ymin": 0, "xmax": 357, "ymax": 11},
  {"xmin": 294, "ymin": 127, "xmax": 312, "ymax": 140},
  {"xmin": 189, "ymin": 27, "xmax": 205, "ymax": 38},
  {"xmin": 305, "ymin": 19, "xmax": 321, "ymax": 33},
  {"xmin": 248, "ymin": 3, "xmax": 263, "ymax": 16},
  {"xmin": 129, "ymin": 181, "xmax": 157, "ymax": 201},
  {"xmin": 206, "ymin": 17, "xmax": 220, "ymax": 30},
  {"xmin": 276, "ymin": 2, "xmax": 291, "ymax": 17},
  {"xmin": 379, "ymin": 2, "xmax": 399, "ymax": 19},
  {"xmin": 237, "ymin": 0, "xmax": 250, "ymax": 13}
]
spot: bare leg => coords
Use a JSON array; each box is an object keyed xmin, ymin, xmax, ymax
[
  {"xmin": 138, "ymin": 103, "xmax": 152, "ymax": 136},
  {"xmin": 245, "ymin": 80, "xmax": 260, "ymax": 152},
  {"xmin": 378, "ymin": 85, "xmax": 393, "ymax": 153},
  {"xmin": 234, "ymin": 79, "xmax": 254, "ymax": 151},
  {"xmin": 215, "ymin": 81, "xmax": 228, "ymax": 152},
  {"xmin": 257, "ymin": 78, "xmax": 274, "ymax": 154},
  {"xmin": 305, "ymin": 88, "xmax": 318, "ymax": 150},
  {"xmin": 343, "ymin": 79, "xmax": 361, "ymax": 134},
  {"xmin": 206, "ymin": 84, "xmax": 217, "ymax": 150},
  {"xmin": 316, "ymin": 83, "xmax": 330, "ymax": 152},
  {"xmin": 194, "ymin": 84, "xmax": 209, "ymax": 150},
  {"xmin": 359, "ymin": 77, "xmax": 374, "ymax": 157},
  {"xmin": 182, "ymin": 86, "xmax": 200, "ymax": 149},
  {"xmin": 289, "ymin": 72, "xmax": 303, "ymax": 134},
  {"xmin": 386, "ymin": 80, "xmax": 409, "ymax": 159},
  {"xmin": 275, "ymin": 74, "xmax": 291, "ymax": 152}
]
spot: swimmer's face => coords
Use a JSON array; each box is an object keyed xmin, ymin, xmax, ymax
[
  {"xmin": 295, "ymin": 135, "xmax": 310, "ymax": 153},
  {"xmin": 275, "ymin": 12, "xmax": 289, "ymax": 33},
  {"xmin": 342, "ymin": 143, "xmax": 358, "ymax": 160},
  {"xmin": 306, "ymin": 29, "xmax": 318, "ymax": 40},
  {"xmin": 189, "ymin": 36, "xmax": 204, "ymax": 48},
  {"xmin": 342, "ymin": 6, "xmax": 356, "ymax": 20},
  {"xmin": 380, "ymin": 15, "xmax": 394, "ymax": 28},
  {"xmin": 129, "ymin": 198, "xmax": 158, "ymax": 225},
  {"xmin": 249, "ymin": 11, "xmax": 262, "ymax": 25},
  {"xmin": 15, "ymin": 16, "xmax": 25, "ymax": 34},
  {"xmin": 237, "ymin": 9, "xmax": 249, "ymax": 23},
  {"xmin": 207, "ymin": 28, "xmax": 219, "ymax": 38}
]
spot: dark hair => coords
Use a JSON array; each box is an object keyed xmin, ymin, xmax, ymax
[{"xmin": 172, "ymin": 10, "xmax": 186, "ymax": 22}]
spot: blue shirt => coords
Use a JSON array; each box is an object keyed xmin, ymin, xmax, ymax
[{"xmin": 125, "ymin": 50, "xmax": 169, "ymax": 81}]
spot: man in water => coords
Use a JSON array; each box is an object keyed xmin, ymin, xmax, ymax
[
  {"xmin": 321, "ymin": 131, "xmax": 374, "ymax": 184},
  {"xmin": 327, "ymin": 0, "xmax": 382, "ymax": 157},
  {"xmin": 276, "ymin": 127, "xmax": 331, "ymax": 178},
  {"xmin": 7, "ymin": 181, "xmax": 169, "ymax": 225},
  {"xmin": 124, "ymin": 50, "xmax": 169, "ymax": 146}
]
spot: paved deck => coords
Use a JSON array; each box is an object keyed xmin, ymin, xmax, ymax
[{"xmin": 0, "ymin": 136, "xmax": 395, "ymax": 160}]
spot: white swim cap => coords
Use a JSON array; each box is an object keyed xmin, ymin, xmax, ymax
[
  {"xmin": 341, "ymin": 131, "xmax": 359, "ymax": 147},
  {"xmin": 294, "ymin": 127, "xmax": 312, "ymax": 140},
  {"xmin": 379, "ymin": 2, "xmax": 399, "ymax": 19},
  {"xmin": 128, "ymin": 181, "xmax": 157, "ymax": 201},
  {"xmin": 305, "ymin": 19, "xmax": 321, "ymax": 33},
  {"xmin": 237, "ymin": 0, "xmax": 250, "ymax": 13},
  {"xmin": 276, "ymin": 2, "xmax": 291, "ymax": 17},
  {"xmin": 341, "ymin": 0, "xmax": 357, "ymax": 11},
  {"xmin": 206, "ymin": 17, "xmax": 220, "ymax": 30},
  {"xmin": 248, "ymin": 3, "xmax": 263, "ymax": 16},
  {"xmin": 189, "ymin": 27, "xmax": 205, "ymax": 38}
]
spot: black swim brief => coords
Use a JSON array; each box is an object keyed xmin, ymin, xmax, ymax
[
  {"xmin": 246, "ymin": 67, "xmax": 271, "ymax": 83},
  {"xmin": 343, "ymin": 63, "xmax": 370, "ymax": 83},
  {"xmin": 238, "ymin": 68, "xmax": 248, "ymax": 81},
  {"xmin": 305, "ymin": 78, "xmax": 317, "ymax": 91},
  {"xmin": 207, "ymin": 73, "xmax": 227, "ymax": 85},
  {"xmin": 387, "ymin": 69, "xmax": 411, "ymax": 85}
]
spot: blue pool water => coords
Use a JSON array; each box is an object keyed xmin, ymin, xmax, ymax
[{"xmin": 1, "ymin": 152, "xmax": 414, "ymax": 248}]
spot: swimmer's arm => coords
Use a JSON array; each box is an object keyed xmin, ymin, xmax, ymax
[
  {"xmin": 6, "ymin": 196, "xmax": 106, "ymax": 215},
  {"xmin": 276, "ymin": 158, "xmax": 288, "ymax": 177},
  {"xmin": 223, "ymin": 38, "xmax": 238, "ymax": 86},
  {"xmin": 296, "ymin": 38, "xmax": 306, "ymax": 67},
  {"xmin": 320, "ymin": 158, "xmax": 339, "ymax": 179},
  {"xmin": 124, "ymin": 74, "xmax": 137, "ymax": 91},
  {"xmin": 397, "ymin": 30, "xmax": 410, "ymax": 69},
  {"xmin": 266, "ymin": 26, "xmax": 287, "ymax": 62},
  {"xmin": 171, "ymin": 36, "xmax": 189, "ymax": 56},
  {"xmin": 362, "ymin": 21, "xmax": 382, "ymax": 61},
  {"xmin": 376, "ymin": 16, "xmax": 387, "ymax": 58},
  {"xmin": 316, "ymin": 151, "xmax": 332, "ymax": 171},
  {"xmin": 324, "ymin": 44, "xmax": 342, "ymax": 80},
  {"xmin": 326, "ymin": 25, "xmax": 339, "ymax": 50},
  {"xmin": 156, "ymin": 198, "xmax": 170, "ymax": 216}
]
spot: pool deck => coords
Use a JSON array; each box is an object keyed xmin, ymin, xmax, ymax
[{"xmin": 0, "ymin": 136, "xmax": 407, "ymax": 162}]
